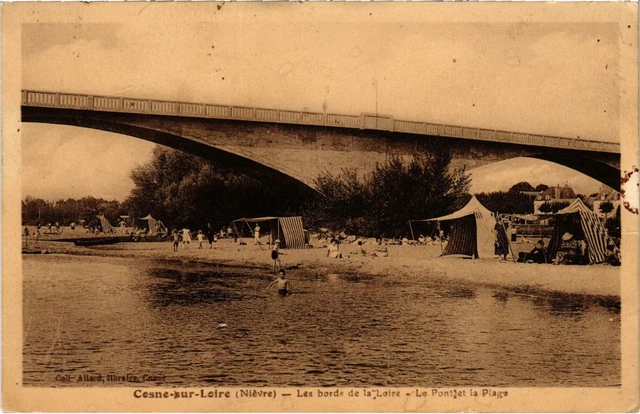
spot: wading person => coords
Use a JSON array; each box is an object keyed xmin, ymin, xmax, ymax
[
  {"xmin": 271, "ymin": 239, "xmax": 284, "ymax": 272},
  {"xmin": 266, "ymin": 269, "xmax": 292, "ymax": 296}
]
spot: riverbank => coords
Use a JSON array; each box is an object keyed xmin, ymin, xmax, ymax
[{"xmin": 23, "ymin": 236, "xmax": 620, "ymax": 301}]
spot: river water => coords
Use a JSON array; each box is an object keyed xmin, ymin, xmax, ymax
[{"xmin": 23, "ymin": 254, "xmax": 620, "ymax": 387}]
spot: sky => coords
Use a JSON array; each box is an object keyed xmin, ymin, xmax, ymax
[{"xmin": 19, "ymin": 5, "xmax": 621, "ymax": 201}]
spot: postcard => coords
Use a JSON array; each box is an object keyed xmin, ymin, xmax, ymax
[{"xmin": 2, "ymin": 2, "xmax": 638, "ymax": 412}]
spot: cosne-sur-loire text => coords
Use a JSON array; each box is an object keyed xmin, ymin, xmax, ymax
[{"xmin": 131, "ymin": 388, "xmax": 509, "ymax": 400}]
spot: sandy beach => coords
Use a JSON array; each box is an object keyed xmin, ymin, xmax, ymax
[{"xmin": 23, "ymin": 232, "xmax": 620, "ymax": 301}]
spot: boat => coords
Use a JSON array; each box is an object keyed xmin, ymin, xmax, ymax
[{"xmin": 73, "ymin": 237, "xmax": 121, "ymax": 247}]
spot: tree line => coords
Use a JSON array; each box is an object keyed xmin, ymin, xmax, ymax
[
  {"xmin": 22, "ymin": 196, "xmax": 127, "ymax": 227},
  {"xmin": 122, "ymin": 146, "xmax": 471, "ymax": 237},
  {"xmin": 23, "ymin": 146, "xmax": 619, "ymax": 237}
]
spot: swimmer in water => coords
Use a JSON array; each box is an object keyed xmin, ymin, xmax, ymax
[{"xmin": 266, "ymin": 269, "xmax": 292, "ymax": 296}]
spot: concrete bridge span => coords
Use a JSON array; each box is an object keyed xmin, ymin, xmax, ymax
[{"xmin": 22, "ymin": 91, "xmax": 621, "ymax": 191}]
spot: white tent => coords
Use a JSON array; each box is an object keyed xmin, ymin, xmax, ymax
[{"xmin": 413, "ymin": 196, "xmax": 497, "ymax": 258}]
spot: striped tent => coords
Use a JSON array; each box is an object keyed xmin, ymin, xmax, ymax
[
  {"xmin": 413, "ymin": 196, "xmax": 497, "ymax": 259},
  {"xmin": 233, "ymin": 216, "xmax": 306, "ymax": 249},
  {"xmin": 96, "ymin": 215, "xmax": 115, "ymax": 233},
  {"xmin": 547, "ymin": 198, "xmax": 610, "ymax": 264}
]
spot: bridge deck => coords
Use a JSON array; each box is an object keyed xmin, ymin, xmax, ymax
[{"xmin": 21, "ymin": 90, "xmax": 620, "ymax": 154}]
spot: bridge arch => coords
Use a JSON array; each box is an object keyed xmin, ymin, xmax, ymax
[
  {"xmin": 524, "ymin": 153, "xmax": 620, "ymax": 190},
  {"xmin": 22, "ymin": 110, "xmax": 319, "ymax": 199},
  {"xmin": 23, "ymin": 105, "xmax": 620, "ymax": 193}
]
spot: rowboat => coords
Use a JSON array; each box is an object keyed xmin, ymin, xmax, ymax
[{"xmin": 73, "ymin": 237, "xmax": 121, "ymax": 247}]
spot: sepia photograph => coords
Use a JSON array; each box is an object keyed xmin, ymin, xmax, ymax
[{"xmin": 2, "ymin": 2, "xmax": 638, "ymax": 412}]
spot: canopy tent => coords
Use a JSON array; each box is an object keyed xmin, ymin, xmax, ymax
[
  {"xmin": 140, "ymin": 214, "xmax": 158, "ymax": 235},
  {"xmin": 411, "ymin": 196, "xmax": 497, "ymax": 259},
  {"xmin": 233, "ymin": 216, "xmax": 305, "ymax": 249},
  {"xmin": 96, "ymin": 215, "xmax": 115, "ymax": 233},
  {"xmin": 547, "ymin": 198, "xmax": 611, "ymax": 264}
]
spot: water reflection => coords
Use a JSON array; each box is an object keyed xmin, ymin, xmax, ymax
[
  {"xmin": 145, "ymin": 267, "xmax": 265, "ymax": 307},
  {"xmin": 436, "ymin": 287, "xmax": 477, "ymax": 299},
  {"xmin": 23, "ymin": 255, "xmax": 620, "ymax": 387}
]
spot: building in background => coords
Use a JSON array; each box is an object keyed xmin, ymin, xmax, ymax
[{"xmin": 533, "ymin": 185, "xmax": 576, "ymax": 214}]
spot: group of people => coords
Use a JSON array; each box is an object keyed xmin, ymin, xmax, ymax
[
  {"xmin": 552, "ymin": 232, "xmax": 620, "ymax": 266},
  {"xmin": 514, "ymin": 231, "xmax": 620, "ymax": 266},
  {"xmin": 171, "ymin": 223, "xmax": 220, "ymax": 252},
  {"xmin": 326, "ymin": 238, "xmax": 390, "ymax": 259},
  {"xmin": 552, "ymin": 232, "xmax": 586, "ymax": 265},
  {"xmin": 415, "ymin": 229, "xmax": 449, "ymax": 246}
]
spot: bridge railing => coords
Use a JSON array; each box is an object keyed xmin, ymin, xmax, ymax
[{"xmin": 22, "ymin": 90, "xmax": 620, "ymax": 154}]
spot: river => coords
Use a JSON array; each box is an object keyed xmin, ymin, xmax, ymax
[{"xmin": 23, "ymin": 254, "xmax": 620, "ymax": 387}]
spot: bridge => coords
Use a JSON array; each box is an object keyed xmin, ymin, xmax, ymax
[{"xmin": 21, "ymin": 90, "xmax": 621, "ymax": 192}]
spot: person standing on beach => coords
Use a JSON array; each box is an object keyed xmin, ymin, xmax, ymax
[
  {"xmin": 182, "ymin": 227, "xmax": 191, "ymax": 249},
  {"xmin": 197, "ymin": 230, "xmax": 205, "ymax": 249},
  {"xmin": 229, "ymin": 226, "xmax": 238, "ymax": 243},
  {"xmin": 494, "ymin": 218, "xmax": 509, "ymax": 261},
  {"xmin": 172, "ymin": 229, "xmax": 180, "ymax": 252},
  {"xmin": 266, "ymin": 269, "xmax": 292, "ymax": 296},
  {"xmin": 206, "ymin": 223, "xmax": 215, "ymax": 249},
  {"xmin": 254, "ymin": 224, "xmax": 261, "ymax": 245}
]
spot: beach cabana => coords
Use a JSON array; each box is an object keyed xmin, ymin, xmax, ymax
[
  {"xmin": 411, "ymin": 196, "xmax": 497, "ymax": 259},
  {"xmin": 546, "ymin": 198, "xmax": 610, "ymax": 264},
  {"xmin": 232, "ymin": 216, "xmax": 305, "ymax": 249},
  {"xmin": 96, "ymin": 215, "xmax": 115, "ymax": 233}
]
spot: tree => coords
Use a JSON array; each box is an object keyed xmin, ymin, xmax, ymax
[
  {"xmin": 535, "ymin": 184, "xmax": 549, "ymax": 192},
  {"xmin": 599, "ymin": 201, "xmax": 614, "ymax": 219},
  {"xmin": 305, "ymin": 148, "xmax": 470, "ymax": 237},
  {"xmin": 124, "ymin": 147, "xmax": 303, "ymax": 230},
  {"xmin": 475, "ymin": 191, "xmax": 535, "ymax": 214},
  {"xmin": 508, "ymin": 182, "xmax": 535, "ymax": 193},
  {"xmin": 538, "ymin": 201, "xmax": 571, "ymax": 214}
]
